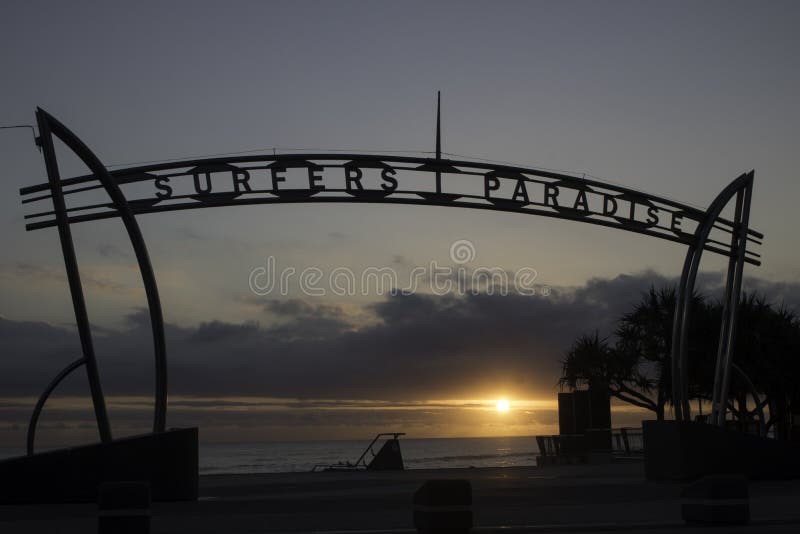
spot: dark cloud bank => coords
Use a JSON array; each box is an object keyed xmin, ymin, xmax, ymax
[{"xmin": 3, "ymin": 270, "xmax": 800, "ymax": 402}]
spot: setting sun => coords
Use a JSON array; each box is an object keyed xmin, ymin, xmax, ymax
[{"xmin": 495, "ymin": 398, "xmax": 510, "ymax": 412}]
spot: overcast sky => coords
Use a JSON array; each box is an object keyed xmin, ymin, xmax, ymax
[{"xmin": 1, "ymin": 1, "xmax": 799, "ymax": 450}]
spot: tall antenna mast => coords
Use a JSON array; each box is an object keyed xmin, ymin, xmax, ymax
[
  {"xmin": 434, "ymin": 91, "xmax": 442, "ymax": 193},
  {"xmin": 435, "ymin": 90, "xmax": 442, "ymax": 160}
]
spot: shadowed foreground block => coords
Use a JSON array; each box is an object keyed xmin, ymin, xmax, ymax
[
  {"xmin": 413, "ymin": 479, "xmax": 472, "ymax": 533},
  {"xmin": 681, "ymin": 474, "xmax": 749, "ymax": 525},
  {"xmin": 98, "ymin": 481, "xmax": 151, "ymax": 534},
  {"xmin": 0, "ymin": 428, "xmax": 198, "ymax": 504},
  {"xmin": 643, "ymin": 420, "xmax": 800, "ymax": 480}
]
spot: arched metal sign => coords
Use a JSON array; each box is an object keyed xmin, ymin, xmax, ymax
[{"xmin": 19, "ymin": 106, "xmax": 762, "ymax": 453}]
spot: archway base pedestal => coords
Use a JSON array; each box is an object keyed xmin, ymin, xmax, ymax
[
  {"xmin": 0, "ymin": 427, "xmax": 198, "ymax": 504},
  {"xmin": 644, "ymin": 420, "xmax": 800, "ymax": 480}
]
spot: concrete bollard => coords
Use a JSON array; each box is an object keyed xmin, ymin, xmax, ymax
[
  {"xmin": 413, "ymin": 479, "xmax": 472, "ymax": 533},
  {"xmin": 98, "ymin": 481, "xmax": 151, "ymax": 534},
  {"xmin": 681, "ymin": 474, "xmax": 749, "ymax": 525}
]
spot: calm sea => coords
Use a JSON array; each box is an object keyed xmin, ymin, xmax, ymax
[
  {"xmin": 0, "ymin": 435, "xmax": 540, "ymax": 474},
  {"xmin": 199, "ymin": 435, "xmax": 539, "ymax": 474}
]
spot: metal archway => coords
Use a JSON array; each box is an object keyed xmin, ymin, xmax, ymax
[{"xmin": 19, "ymin": 107, "xmax": 761, "ymax": 453}]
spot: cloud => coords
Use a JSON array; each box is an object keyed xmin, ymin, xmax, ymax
[
  {"xmin": 0, "ymin": 262, "xmax": 136, "ymax": 294},
  {"xmin": 179, "ymin": 227, "xmax": 209, "ymax": 241},
  {"xmin": 97, "ymin": 243, "xmax": 130, "ymax": 259},
  {"xmin": 260, "ymin": 298, "xmax": 355, "ymax": 340},
  {"xmin": 189, "ymin": 320, "xmax": 261, "ymax": 343},
  {"xmin": 739, "ymin": 278, "xmax": 800, "ymax": 308},
  {"xmin": 2, "ymin": 271, "xmax": 799, "ymax": 404},
  {"xmin": 3, "ymin": 270, "xmax": 798, "ymax": 445}
]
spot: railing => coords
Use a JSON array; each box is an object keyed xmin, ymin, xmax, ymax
[
  {"xmin": 611, "ymin": 427, "xmax": 644, "ymax": 454},
  {"xmin": 536, "ymin": 427, "xmax": 644, "ymax": 464},
  {"xmin": 535, "ymin": 435, "xmax": 560, "ymax": 458}
]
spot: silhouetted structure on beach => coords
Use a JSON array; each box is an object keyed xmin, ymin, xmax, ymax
[
  {"xmin": 312, "ymin": 433, "xmax": 405, "ymax": 472},
  {"xmin": 537, "ymin": 386, "xmax": 611, "ymax": 464}
]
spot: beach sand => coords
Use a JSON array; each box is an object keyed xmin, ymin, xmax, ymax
[{"xmin": 3, "ymin": 462, "xmax": 800, "ymax": 533}]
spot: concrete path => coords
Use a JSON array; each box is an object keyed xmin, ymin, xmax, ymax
[{"xmin": 2, "ymin": 463, "xmax": 800, "ymax": 533}]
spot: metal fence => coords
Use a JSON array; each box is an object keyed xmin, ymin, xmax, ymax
[{"xmin": 611, "ymin": 427, "xmax": 644, "ymax": 454}]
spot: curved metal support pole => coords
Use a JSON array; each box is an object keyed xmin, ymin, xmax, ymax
[
  {"xmin": 37, "ymin": 108, "xmax": 168, "ymax": 434},
  {"xmin": 27, "ymin": 357, "xmax": 86, "ymax": 456},
  {"xmin": 677, "ymin": 247, "xmax": 706, "ymax": 420},
  {"xmin": 673, "ymin": 171, "xmax": 754, "ymax": 423},
  {"xmin": 731, "ymin": 362, "xmax": 765, "ymax": 437},
  {"xmin": 36, "ymin": 112, "xmax": 112, "ymax": 442},
  {"xmin": 709, "ymin": 190, "xmax": 744, "ymax": 425},
  {"xmin": 716, "ymin": 179, "xmax": 753, "ymax": 426},
  {"xmin": 670, "ymin": 246, "xmax": 695, "ymax": 422}
]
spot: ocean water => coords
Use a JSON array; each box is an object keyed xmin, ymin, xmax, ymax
[
  {"xmin": 0, "ymin": 435, "xmax": 540, "ymax": 474},
  {"xmin": 200, "ymin": 435, "xmax": 539, "ymax": 474}
]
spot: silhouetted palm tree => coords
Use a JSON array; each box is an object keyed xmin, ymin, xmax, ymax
[
  {"xmin": 559, "ymin": 286, "xmax": 800, "ymax": 434},
  {"xmin": 722, "ymin": 293, "xmax": 800, "ymax": 438},
  {"xmin": 612, "ymin": 287, "xmax": 712, "ymax": 419},
  {"xmin": 559, "ymin": 331, "xmax": 660, "ymax": 416}
]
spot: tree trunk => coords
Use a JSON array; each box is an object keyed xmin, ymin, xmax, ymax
[
  {"xmin": 780, "ymin": 393, "xmax": 791, "ymax": 441},
  {"xmin": 737, "ymin": 393, "xmax": 747, "ymax": 433},
  {"xmin": 656, "ymin": 388, "xmax": 665, "ymax": 421}
]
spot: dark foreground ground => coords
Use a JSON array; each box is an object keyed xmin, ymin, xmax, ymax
[{"xmin": 3, "ymin": 462, "xmax": 800, "ymax": 533}]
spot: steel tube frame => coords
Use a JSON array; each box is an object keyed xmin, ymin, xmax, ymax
[
  {"xmin": 715, "ymin": 181, "xmax": 753, "ymax": 425},
  {"xmin": 35, "ymin": 109, "xmax": 168, "ymax": 435},
  {"xmin": 26, "ymin": 357, "xmax": 86, "ymax": 455},
  {"xmin": 710, "ymin": 191, "xmax": 744, "ymax": 425},
  {"xmin": 670, "ymin": 171, "xmax": 754, "ymax": 424},
  {"xmin": 36, "ymin": 111, "xmax": 112, "ymax": 443}
]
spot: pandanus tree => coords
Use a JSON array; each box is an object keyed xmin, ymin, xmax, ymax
[
  {"xmin": 559, "ymin": 331, "xmax": 662, "ymax": 418},
  {"xmin": 612, "ymin": 287, "xmax": 718, "ymax": 420},
  {"xmin": 560, "ymin": 287, "xmax": 710, "ymax": 420},
  {"xmin": 611, "ymin": 287, "xmax": 679, "ymax": 420},
  {"xmin": 725, "ymin": 294, "xmax": 800, "ymax": 439},
  {"xmin": 560, "ymin": 286, "xmax": 800, "ymax": 436}
]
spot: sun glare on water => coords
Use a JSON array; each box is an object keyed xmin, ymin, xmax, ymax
[{"xmin": 495, "ymin": 398, "xmax": 510, "ymax": 412}]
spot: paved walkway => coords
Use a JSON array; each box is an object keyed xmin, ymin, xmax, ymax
[{"xmin": 3, "ymin": 463, "xmax": 800, "ymax": 533}]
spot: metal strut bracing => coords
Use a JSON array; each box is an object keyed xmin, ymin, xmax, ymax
[{"xmin": 26, "ymin": 357, "xmax": 86, "ymax": 455}]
